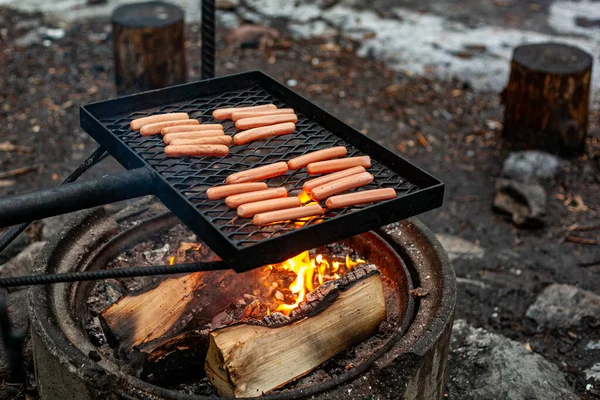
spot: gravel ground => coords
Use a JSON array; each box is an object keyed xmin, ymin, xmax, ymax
[{"xmin": 0, "ymin": 5, "xmax": 599, "ymax": 399}]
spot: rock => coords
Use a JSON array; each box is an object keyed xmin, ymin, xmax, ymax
[
  {"xmin": 493, "ymin": 178, "xmax": 546, "ymax": 228},
  {"xmin": 435, "ymin": 234, "xmax": 485, "ymax": 262},
  {"xmin": 42, "ymin": 214, "xmax": 73, "ymax": 241},
  {"xmin": 448, "ymin": 320, "xmax": 578, "ymax": 400},
  {"xmin": 216, "ymin": 0, "xmax": 239, "ymax": 10},
  {"xmin": 585, "ymin": 363, "xmax": 600, "ymax": 383},
  {"xmin": 526, "ymin": 284, "xmax": 600, "ymax": 329},
  {"xmin": 0, "ymin": 242, "xmax": 46, "ymax": 290},
  {"xmin": 585, "ymin": 341, "xmax": 600, "ymax": 351},
  {"xmin": 225, "ymin": 24, "xmax": 280, "ymax": 48},
  {"xmin": 14, "ymin": 30, "xmax": 41, "ymax": 47},
  {"xmin": 502, "ymin": 151, "xmax": 563, "ymax": 185}
]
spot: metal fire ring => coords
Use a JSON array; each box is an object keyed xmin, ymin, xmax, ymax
[{"xmin": 28, "ymin": 201, "xmax": 455, "ymax": 400}]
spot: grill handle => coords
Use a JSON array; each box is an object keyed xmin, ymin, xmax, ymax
[{"xmin": 0, "ymin": 168, "xmax": 154, "ymax": 229}]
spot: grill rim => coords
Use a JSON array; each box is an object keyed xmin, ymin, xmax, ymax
[{"xmin": 80, "ymin": 70, "xmax": 444, "ymax": 271}]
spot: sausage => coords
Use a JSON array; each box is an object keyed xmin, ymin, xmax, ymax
[
  {"xmin": 130, "ymin": 113, "xmax": 189, "ymax": 131},
  {"xmin": 307, "ymin": 156, "xmax": 371, "ymax": 175},
  {"xmin": 164, "ymin": 144, "xmax": 229, "ymax": 157},
  {"xmin": 161, "ymin": 124, "xmax": 223, "ymax": 134},
  {"xmin": 287, "ymin": 146, "xmax": 348, "ymax": 170},
  {"xmin": 140, "ymin": 119, "xmax": 199, "ymax": 136},
  {"xmin": 233, "ymin": 122, "xmax": 296, "ymax": 145},
  {"xmin": 302, "ymin": 166, "xmax": 366, "ymax": 192},
  {"xmin": 235, "ymin": 114, "xmax": 298, "ymax": 130},
  {"xmin": 206, "ymin": 182, "xmax": 268, "ymax": 200},
  {"xmin": 325, "ymin": 188, "xmax": 397, "ymax": 209},
  {"xmin": 253, "ymin": 204, "xmax": 323, "ymax": 226},
  {"xmin": 237, "ymin": 197, "xmax": 301, "ymax": 218},
  {"xmin": 170, "ymin": 136, "xmax": 232, "ymax": 146},
  {"xmin": 231, "ymin": 108, "xmax": 295, "ymax": 122},
  {"xmin": 212, "ymin": 104, "xmax": 277, "ymax": 120},
  {"xmin": 226, "ymin": 162, "xmax": 289, "ymax": 184},
  {"xmin": 163, "ymin": 130, "xmax": 225, "ymax": 144},
  {"xmin": 311, "ymin": 172, "xmax": 374, "ymax": 201},
  {"xmin": 225, "ymin": 188, "xmax": 288, "ymax": 209}
]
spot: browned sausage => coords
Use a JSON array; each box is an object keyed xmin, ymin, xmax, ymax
[
  {"xmin": 325, "ymin": 188, "xmax": 397, "ymax": 209},
  {"xmin": 233, "ymin": 122, "xmax": 296, "ymax": 145},
  {"xmin": 226, "ymin": 162, "xmax": 289, "ymax": 184},
  {"xmin": 130, "ymin": 113, "xmax": 189, "ymax": 131},
  {"xmin": 170, "ymin": 136, "xmax": 232, "ymax": 146},
  {"xmin": 237, "ymin": 197, "xmax": 301, "ymax": 218},
  {"xmin": 163, "ymin": 130, "xmax": 225, "ymax": 144},
  {"xmin": 231, "ymin": 108, "xmax": 295, "ymax": 122},
  {"xmin": 235, "ymin": 114, "xmax": 298, "ymax": 130},
  {"xmin": 161, "ymin": 124, "xmax": 223, "ymax": 134},
  {"xmin": 140, "ymin": 119, "xmax": 199, "ymax": 136},
  {"xmin": 206, "ymin": 182, "xmax": 268, "ymax": 200},
  {"xmin": 212, "ymin": 104, "xmax": 277, "ymax": 120},
  {"xmin": 225, "ymin": 188, "xmax": 288, "ymax": 208},
  {"xmin": 253, "ymin": 204, "xmax": 323, "ymax": 226},
  {"xmin": 307, "ymin": 156, "xmax": 371, "ymax": 175},
  {"xmin": 302, "ymin": 166, "xmax": 366, "ymax": 192},
  {"xmin": 311, "ymin": 172, "xmax": 373, "ymax": 201},
  {"xmin": 287, "ymin": 147, "xmax": 348, "ymax": 170},
  {"xmin": 164, "ymin": 144, "xmax": 229, "ymax": 157}
]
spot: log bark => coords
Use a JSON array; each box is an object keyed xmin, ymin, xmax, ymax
[
  {"xmin": 502, "ymin": 42, "xmax": 592, "ymax": 155},
  {"xmin": 205, "ymin": 269, "xmax": 386, "ymax": 398},
  {"xmin": 112, "ymin": 1, "xmax": 187, "ymax": 95}
]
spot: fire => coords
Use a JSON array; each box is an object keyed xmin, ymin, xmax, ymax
[
  {"xmin": 267, "ymin": 250, "xmax": 366, "ymax": 314},
  {"xmin": 168, "ymin": 256, "xmax": 175, "ymax": 266}
]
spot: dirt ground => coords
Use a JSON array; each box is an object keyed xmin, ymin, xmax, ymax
[{"xmin": 0, "ymin": 5, "xmax": 599, "ymax": 398}]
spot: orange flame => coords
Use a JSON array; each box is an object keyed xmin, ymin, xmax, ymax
[
  {"xmin": 268, "ymin": 251, "xmax": 366, "ymax": 314},
  {"xmin": 168, "ymin": 256, "xmax": 175, "ymax": 266}
]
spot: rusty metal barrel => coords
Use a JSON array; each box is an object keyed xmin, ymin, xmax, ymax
[{"xmin": 29, "ymin": 200, "xmax": 455, "ymax": 399}]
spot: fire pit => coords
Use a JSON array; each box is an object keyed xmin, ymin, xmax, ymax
[{"xmin": 28, "ymin": 199, "xmax": 455, "ymax": 399}]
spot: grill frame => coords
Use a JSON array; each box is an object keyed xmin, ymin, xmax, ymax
[{"xmin": 80, "ymin": 71, "xmax": 444, "ymax": 271}]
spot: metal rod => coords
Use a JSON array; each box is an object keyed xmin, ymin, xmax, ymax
[
  {"xmin": 0, "ymin": 168, "xmax": 153, "ymax": 229},
  {"xmin": 0, "ymin": 260, "xmax": 228, "ymax": 288},
  {"xmin": 0, "ymin": 147, "xmax": 108, "ymax": 256},
  {"xmin": 201, "ymin": 0, "xmax": 216, "ymax": 79}
]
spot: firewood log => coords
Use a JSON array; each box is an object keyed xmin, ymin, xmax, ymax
[{"xmin": 205, "ymin": 267, "xmax": 386, "ymax": 398}]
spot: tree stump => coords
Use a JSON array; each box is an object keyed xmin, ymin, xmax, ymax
[
  {"xmin": 502, "ymin": 42, "xmax": 593, "ymax": 155},
  {"xmin": 112, "ymin": 1, "xmax": 187, "ymax": 95}
]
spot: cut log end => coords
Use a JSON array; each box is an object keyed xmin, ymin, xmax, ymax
[{"xmin": 205, "ymin": 269, "xmax": 386, "ymax": 398}]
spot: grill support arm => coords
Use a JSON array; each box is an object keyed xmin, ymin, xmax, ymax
[
  {"xmin": 201, "ymin": 0, "xmax": 216, "ymax": 80},
  {"xmin": 0, "ymin": 168, "xmax": 153, "ymax": 229}
]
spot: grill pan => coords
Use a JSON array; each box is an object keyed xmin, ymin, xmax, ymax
[{"xmin": 0, "ymin": 71, "xmax": 443, "ymax": 272}]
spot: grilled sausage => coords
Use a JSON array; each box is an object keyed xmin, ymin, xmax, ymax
[
  {"xmin": 231, "ymin": 108, "xmax": 295, "ymax": 122},
  {"xmin": 237, "ymin": 197, "xmax": 301, "ymax": 218},
  {"xmin": 235, "ymin": 114, "xmax": 298, "ymax": 130},
  {"xmin": 140, "ymin": 119, "xmax": 199, "ymax": 136},
  {"xmin": 130, "ymin": 113, "xmax": 189, "ymax": 131},
  {"xmin": 226, "ymin": 162, "xmax": 289, "ymax": 184},
  {"xmin": 163, "ymin": 130, "xmax": 225, "ymax": 144},
  {"xmin": 311, "ymin": 172, "xmax": 374, "ymax": 201},
  {"xmin": 307, "ymin": 156, "xmax": 371, "ymax": 175},
  {"xmin": 302, "ymin": 166, "xmax": 366, "ymax": 192},
  {"xmin": 170, "ymin": 136, "xmax": 232, "ymax": 146},
  {"xmin": 253, "ymin": 204, "xmax": 323, "ymax": 226},
  {"xmin": 165, "ymin": 144, "xmax": 229, "ymax": 157},
  {"xmin": 212, "ymin": 104, "xmax": 277, "ymax": 120},
  {"xmin": 206, "ymin": 182, "xmax": 268, "ymax": 200},
  {"xmin": 233, "ymin": 122, "xmax": 296, "ymax": 145},
  {"xmin": 225, "ymin": 188, "xmax": 288, "ymax": 208},
  {"xmin": 325, "ymin": 188, "xmax": 397, "ymax": 209},
  {"xmin": 161, "ymin": 124, "xmax": 223, "ymax": 134},
  {"xmin": 287, "ymin": 147, "xmax": 348, "ymax": 170}
]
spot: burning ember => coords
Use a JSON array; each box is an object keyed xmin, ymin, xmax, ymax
[{"xmin": 264, "ymin": 250, "xmax": 365, "ymax": 315}]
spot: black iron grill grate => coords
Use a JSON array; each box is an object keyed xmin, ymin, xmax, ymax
[{"xmin": 101, "ymin": 85, "xmax": 417, "ymax": 248}]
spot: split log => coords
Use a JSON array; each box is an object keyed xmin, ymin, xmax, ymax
[
  {"xmin": 100, "ymin": 267, "xmax": 262, "ymax": 383},
  {"xmin": 205, "ymin": 266, "xmax": 386, "ymax": 398},
  {"xmin": 112, "ymin": 1, "xmax": 187, "ymax": 95},
  {"xmin": 502, "ymin": 42, "xmax": 593, "ymax": 154}
]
